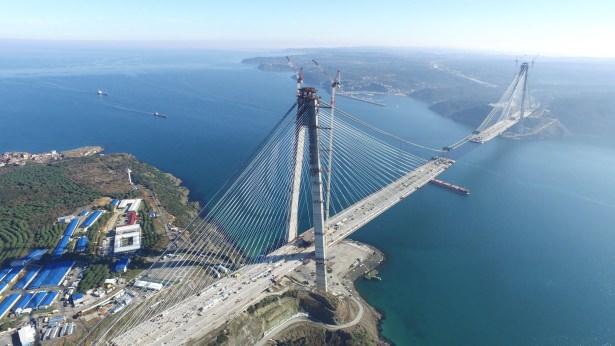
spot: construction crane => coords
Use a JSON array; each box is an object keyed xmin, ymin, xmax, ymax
[
  {"xmin": 310, "ymin": 59, "xmax": 342, "ymax": 220},
  {"xmin": 324, "ymin": 69, "xmax": 341, "ymax": 220},
  {"xmin": 286, "ymin": 56, "xmax": 304, "ymax": 92},
  {"xmin": 312, "ymin": 58, "xmax": 384, "ymax": 107}
]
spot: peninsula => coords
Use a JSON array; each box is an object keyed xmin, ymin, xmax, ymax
[{"xmin": 0, "ymin": 147, "xmax": 389, "ymax": 345}]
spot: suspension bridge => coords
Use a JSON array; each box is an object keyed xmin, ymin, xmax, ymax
[
  {"xmin": 86, "ymin": 62, "xmax": 536, "ymax": 345},
  {"xmin": 469, "ymin": 62, "xmax": 533, "ymax": 143}
]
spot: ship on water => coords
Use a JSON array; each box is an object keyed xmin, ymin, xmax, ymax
[{"xmin": 430, "ymin": 178, "xmax": 470, "ymax": 195}]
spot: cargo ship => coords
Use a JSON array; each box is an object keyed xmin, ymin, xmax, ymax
[
  {"xmin": 430, "ymin": 178, "xmax": 470, "ymax": 195},
  {"xmin": 152, "ymin": 112, "xmax": 167, "ymax": 118}
]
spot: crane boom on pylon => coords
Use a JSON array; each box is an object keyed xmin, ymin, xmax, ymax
[
  {"xmin": 286, "ymin": 56, "xmax": 304, "ymax": 92},
  {"xmin": 325, "ymin": 69, "xmax": 341, "ymax": 220}
]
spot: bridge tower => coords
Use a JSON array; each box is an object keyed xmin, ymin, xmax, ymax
[
  {"xmin": 518, "ymin": 62, "xmax": 530, "ymax": 134},
  {"xmin": 287, "ymin": 102, "xmax": 306, "ymax": 242},
  {"xmin": 288, "ymin": 87, "xmax": 328, "ymax": 292}
]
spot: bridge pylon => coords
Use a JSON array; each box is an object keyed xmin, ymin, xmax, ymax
[
  {"xmin": 287, "ymin": 107, "xmax": 307, "ymax": 242},
  {"xmin": 287, "ymin": 87, "xmax": 328, "ymax": 292},
  {"xmin": 518, "ymin": 62, "xmax": 530, "ymax": 135}
]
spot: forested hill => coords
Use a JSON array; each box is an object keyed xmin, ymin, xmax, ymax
[{"xmin": 0, "ymin": 153, "xmax": 198, "ymax": 263}]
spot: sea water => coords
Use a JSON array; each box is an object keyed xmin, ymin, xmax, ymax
[{"xmin": 1, "ymin": 49, "xmax": 615, "ymax": 345}]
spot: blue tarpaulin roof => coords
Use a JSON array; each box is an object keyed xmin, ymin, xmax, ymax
[
  {"xmin": 81, "ymin": 210, "xmax": 104, "ymax": 229},
  {"xmin": 13, "ymin": 267, "xmax": 41, "ymax": 289},
  {"xmin": 0, "ymin": 267, "xmax": 23, "ymax": 285},
  {"xmin": 53, "ymin": 218, "xmax": 80, "ymax": 256},
  {"xmin": 0, "ymin": 268, "xmax": 11, "ymax": 282},
  {"xmin": 27, "ymin": 261, "xmax": 74, "ymax": 289},
  {"xmin": 64, "ymin": 218, "xmax": 79, "ymax": 237},
  {"xmin": 0, "ymin": 293, "xmax": 21, "ymax": 318},
  {"xmin": 25, "ymin": 249, "xmax": 48, "ymax": 261},
  {"xmin": 9, "ymin": 249, "xmax": 48, "ymax": 267},
  {"xmin": 26, "ymin": 291, "xmax": 47, "ymax": 309},
  {"xmin": 76, "ymin": 236, "xmax": 89, "ymax": 252},
  {"xmin": 113, "ymin": 258, "xmax": 130, "ymax": 272},
  {"xmin": 39, "ymin": 291, "xmax": 59, "ymax": 308},
  {"xmin": 14, "ymin": 293, "xmax": 34, "ymax": 312},
  {"xmin": 71, "ymin": 293, "xmax": 84, "ymax": 302},
  {"xmin": 52, "ymin": 235, "xmax": 71, "ymax": 256}
]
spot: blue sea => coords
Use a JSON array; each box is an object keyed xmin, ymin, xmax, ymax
[{"xmin": 2, "ymin": 48, "xmax": 615, "ymax": 345}]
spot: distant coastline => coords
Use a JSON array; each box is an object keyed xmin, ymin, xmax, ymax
[{"xmin": 242, "ymin": 54, "xmax": 567, "ymax": 139}]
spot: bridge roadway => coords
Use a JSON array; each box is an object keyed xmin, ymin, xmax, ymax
[
  {"xmin": 469, "ymin": 118, "xmax": 518, "ymax": 143},
  {"xmin": 469, "ymin": 109, "xmax": 536, "ymax": 144},
  {"xmin": 114, "ymin": 157, "xmax": 454, "ymax": 345}
]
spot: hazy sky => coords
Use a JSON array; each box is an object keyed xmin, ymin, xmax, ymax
[{"xmin": 2, "ymin": 0, "xmax": 614, "ymax": 57}]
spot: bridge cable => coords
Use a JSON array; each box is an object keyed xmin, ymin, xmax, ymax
[{"xmin": 321, "ymin": 100, "xmax": 447, "ymax": 153}]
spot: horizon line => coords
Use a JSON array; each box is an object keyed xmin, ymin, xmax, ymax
[{"xmin": 1, "ymin": 38, "xmax": 614, "ymax": 60}]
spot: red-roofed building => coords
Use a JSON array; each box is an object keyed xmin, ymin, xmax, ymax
[{"xmin": 126, "ymin": 211, "xmax": 138, "ymax": 225}]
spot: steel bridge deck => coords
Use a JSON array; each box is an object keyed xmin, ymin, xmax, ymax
[{"xmin": 114, "ymin": 158, "xmax": 454, "ymax": 345}]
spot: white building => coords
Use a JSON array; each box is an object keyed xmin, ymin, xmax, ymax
[
  {"xmin": 57, "ymin": 215, "xmax": 74, "ymax": 224},
  {"xmin": 134, "ymin": 280, "xmax": 163, "ymax": 291},
  {"xmin": 113, "ymin": 224, "xmax": 142, "ymax": 254},
  {"xmin": 117, "ymin": 199, "xmax": 142, "ymax": 212},
  {"xmin": 18, "ymin": 325, "xmax": 36, "ymax": 346},
  {"xmin": 215, "ymin": 264, "xmax": 230, "ymax": 274}
]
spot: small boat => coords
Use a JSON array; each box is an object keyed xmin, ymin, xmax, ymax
[
  {"xmin": 152, "ymin": 112, "xmax": 167, "ymax": 118},
  {"xmin": 96, "ymin": 89, "xmax": 108, "ymax": 96}
]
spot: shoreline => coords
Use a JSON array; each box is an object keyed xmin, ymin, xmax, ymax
[
  {"xmin": 260, "ymin": 239, "xmax": 391, "ymax": 345},
  {"xmin": 127, "ymin": 145, "xmax": 395, "ymax": 345},
  {"xmin": 2, "ymin": 144, "xmax": 394, "ymax": 345},
  {"xmin": 242, "ymin": 56, "xmax": 564, "ymax": 141},
  {"xmin": 0, "ymin": 146, "xmax": 207, "ymax": 341},
  {"xmin": 344, "ymin": 240, "xmax": 393, "ymax": 346}
]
